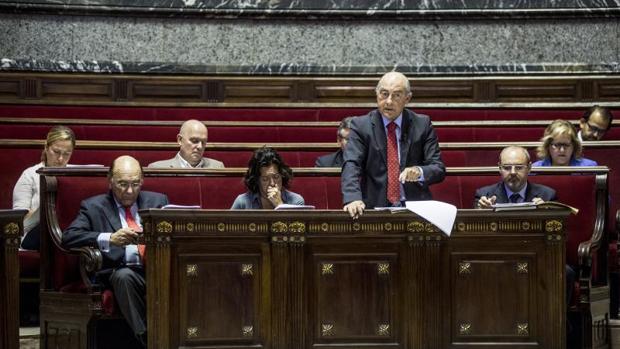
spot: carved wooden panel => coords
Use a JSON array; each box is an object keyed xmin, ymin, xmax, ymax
[
  {"xmin": 451, "ymin": 254, "xmax": 536, "ymax": 343},
  {"xmin": 178, "ymin": 254, "xmax": 261, "ymax": 346},
  {"xmin": 312, "ymin": 254, "xmax": 397, "ymax": 345}
]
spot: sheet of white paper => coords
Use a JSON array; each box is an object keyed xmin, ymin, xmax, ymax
[
  {"xmin": 405, "ymin": 200, "xmax": 457, "ymax": 236},
  {"xmin": 275, "ymin": 204, "xmax": 316, "ymax": 210},
  {"xmin": 162, "ymin": 204, "xmax": 201, "ymax": 209}
]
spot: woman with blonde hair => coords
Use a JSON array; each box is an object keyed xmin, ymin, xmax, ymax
[
  {"xmin": 13, "ymin": 125, "xmax": 76, "ymax": 250},
  {"xmin": 532, "ymin": 119, "xmax": 597, "ymax": 167}
]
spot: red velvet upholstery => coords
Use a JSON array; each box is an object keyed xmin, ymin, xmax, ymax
[
  {"xmin": 3, "ymin": 105, "xmax": 618, "ymax": 122},
  {"xmin": 4, "ymin": 124, "xmax": 620, "ymax": 143},
  {"xmin": 18, "ymin": 250, "xmax": 39, "ymax": 278}
]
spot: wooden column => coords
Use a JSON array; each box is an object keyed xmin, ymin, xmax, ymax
[{"xmin": 0, "ymin": 209, "xmax": 27, "ymax": 349}]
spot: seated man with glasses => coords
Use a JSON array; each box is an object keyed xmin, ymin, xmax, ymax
[
  {"xmin": 474, "ymin": 146, "xmax": 556, "ymax": 208},
  {"xmin": 62, "ymin": 155, "xmax": 169, "ymax": 348},
  {"xmin": 532, "ymin": 119, "xmax": 597, "ymax": 167},
  {"xmin": 474, "ymin": 146, "xmax": 575, "ymax": 314},
  {"xmin": 148, "ymin": 119, "xmax": 224, "ymax": 169},
  {"xmin": 578, "ymin": 105, "xmax": 614, "ymax": 142},
  {"xmin": 231, "ymin": 146, "xmax": 305, "ymax": 209}
]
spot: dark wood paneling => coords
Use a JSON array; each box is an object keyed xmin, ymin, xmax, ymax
[
  {"xmin": 0, "ymin": 210, "xmax": 28, "ymax": 349},
  {"xmin": 0, "ymin": 81, "xmax": 19, "ymax": 98},
  {"xmin": 1, "ymin": 73, "xmax": 618, "ymax": 107}
]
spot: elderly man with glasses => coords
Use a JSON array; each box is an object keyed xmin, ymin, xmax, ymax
[
  {"xmin": 341, "ymin": 71, "xmax": 445, "ymax": 218},
  {"xmin": 63, "ymin": 156, "xmax": 169, "ymax": 348}
]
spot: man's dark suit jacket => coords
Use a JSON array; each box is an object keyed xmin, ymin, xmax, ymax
[
  {"xmin": 63, "ymin": 191, "xmax": 169, "ymax": 268},
  {"xmin": 315, "ymin": 150, "xmax": 343, "ymax": 168},
  {"xmin": 341, "ymin": 109, "xmax": 445, "ymax": 208},
  {"xmin": 473, "ymin": 181, "xmax": 557, "ymax": 208}
]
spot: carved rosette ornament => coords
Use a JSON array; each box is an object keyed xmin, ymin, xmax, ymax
[
  {"xmin": 242, "ymin": 325, "xmax": 253, "ymax": 337},
  {"xmin": 156, "ymin": 221, "xmax": 173, "ymax": 233},
  {"xmin": 3, "ymin": 222, "xmax": 19, "ymax": 235},
  {"xmin": 377, "ymin": 263, "xmax": 390, "ymax": 275},
  {"xmin": 407, "ymin": 221, "xmax": 425, "ymax": 233},
  {"xmin": 272, "ymin": 221, "xmax": 288, "ymax": 233},
  {"xmin": 187, "ymin": 327, "xmax": 198, "ymax": 338},
  {"xmin": 321, "ymin": 263, "xmax": 334, "ymax": 275},
  {"xmin": 545, "ymin": 220, "xmax": 562, "ymax": 232},
  {"xmin": 377, "ymin": 324, "xmax": 390, "ymax": 336},
  {"xmin": 186, "ymin": 264, "xmax": 198, "ymax": 277},
  {"xmin": 459, "ymin": 323, "xmax": 472, "ymax": 335},
  {"xmin": 516, "ymin": 262, "xmax": 528, "ymax": 274},
  {"xmin": 516, "ymin": 322, "xmax": 529, "ymax": 336},
  {"xmin": 459, "ymin": 262, "xmax": 472, "ymax": 275},
  {"xmin": 241, "ymin": 264, "xmax": 253, "ymax": 276},
  {"xmin": 289, "ymin": 221, "xmax": 305, "ymax": 233},
  {"xmin": 321, "ymin": 324, "xmax": 334, "ymax": 336}
]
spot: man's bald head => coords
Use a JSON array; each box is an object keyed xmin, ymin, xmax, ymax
[
  {"xmin": 376, "ymin": 71, "xmax": 411, "ymax": 96},
  {"xmin": 108, "ymin": 155, "xmax": 144, "ymax": 207},
  {"xmin": 177, "ymin": 119, "xmax": 208, "ymax": 166},
  {"xmin": 499, "ymin": 146, "xmax": 530, "ymax": 164}
]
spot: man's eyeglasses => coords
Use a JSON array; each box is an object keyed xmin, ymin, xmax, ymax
[
  {"xmin": 377, "ymin": 89, "xmax": 407, "ymax": 102},
  {"xmin": 260, "ymin": 174, "xmax": 282, "ymax": 184},
  {"xmin": 550, "ymin": 142, "xmax": 573, "ymax": 150},
  {"xmin": 586, "ymin": 121, "xmax": 607, "ymax": 136},
  {"xmin": 499, "ymin": 164, "xmax": 528, "ymax": 172},
  {"xmin": 113, "ymin": 181, "xmax": 142, "ymax": 191}
]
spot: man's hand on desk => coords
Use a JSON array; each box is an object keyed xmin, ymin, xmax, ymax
[
  {"xmin": 344, "ymin": 200, "xmax": 365, "ymax": 219},
  {"xmin": 399, "ymin": 166, "xmax": 421, "ymax": 183},
  {"xmin": 477, "ymin": 195, "xmax": 497, "ymax": 209},
  {"xmin": 110, "ymin": 228, "xmax": 140, "ymax": 247}
]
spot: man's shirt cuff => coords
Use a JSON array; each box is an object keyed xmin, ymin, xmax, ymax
[{"xmin": 97, "ymin": 233, "xmax": 112, "ymax": 252}]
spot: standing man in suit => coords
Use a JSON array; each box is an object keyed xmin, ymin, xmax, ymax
[
  {"xmin": 342, "ymin": 71, "xmax": 445, "ymax": 218},
  {"xmin": 474, "ymin": 146, "xmax": 556, "ymax": 208},
  {"xmin": 148, "ymin": 119, "xmax": 224, "ymax": 168},
  {"xmin": 315, "ymin": 116, "xmax": 353, "ymax": 167},
  {"xmin": 473, "ymin": 146, "xmax": 575, "ymax": 308},
  {"xmin": 63, "ymin": 156, "xmax": 169, "ymax": 348}
]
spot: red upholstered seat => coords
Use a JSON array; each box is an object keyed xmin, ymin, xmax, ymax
[{"xmin": 18, "ymin": 250, "xmax": 39, "ymax": 278}]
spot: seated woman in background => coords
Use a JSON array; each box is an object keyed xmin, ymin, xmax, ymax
[
  {"xmin": 13, "ymin": 125, "xmax": 76, "ymax": 250},
  {"xmin": 231, "ymin": 146, "xmax": 305, "ymax": 209},
  {"xmin": 532, "ymin": 119, "xmax": 597, "ymax": 167}
]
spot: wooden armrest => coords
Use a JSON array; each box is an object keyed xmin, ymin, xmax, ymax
[{"xmin": 76, "ymin": 247, "xmax": 103, "ymax": 291}]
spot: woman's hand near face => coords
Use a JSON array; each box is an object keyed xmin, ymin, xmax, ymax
[{"xmin": 266, "ymin": 185, "xmax": 283, "ymax": 207}]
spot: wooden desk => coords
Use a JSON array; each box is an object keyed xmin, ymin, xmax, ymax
[
  {"xmin": 141, "ymin": 208, "xmax": 571, "ymax": 349},
  {"xmin": 0, "ymin": 209, "xmax": 27, "ymax": 349}
]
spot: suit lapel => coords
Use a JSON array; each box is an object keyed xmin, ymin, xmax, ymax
[
  {"xmin": 399, "ymin": 110, "xmax": 413, "ymax": 170},
  {"xmin": 103, "ymin": 192, "xmax": 122, "ymax": 231},
  {"xmin": 371, "ymin": 110, "xmax": 388, "ymax": 165},
  {"xmin": 496, "ymin": 182, "xmax": 510, "ymax": 203}
]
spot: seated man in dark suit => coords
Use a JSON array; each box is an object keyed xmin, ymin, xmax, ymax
[
  {"xmin": 474, "ymin": 146, "xmax": 575, "ymax": 307},
  {"xmin": 62, "ymin": 155, "xmax": 169, "ymax": 348},
  {"xmin": 475, "ymin": 146, "xmax": 556, "ymax": 208},
  {"xmin": 315, "ymin": 116, "xmax": 353, "ymax": 167}
]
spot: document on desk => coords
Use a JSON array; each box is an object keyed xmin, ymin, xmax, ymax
[{"xmin": 405, "ymin": 200, "xmax": 457, "ymax": 237}]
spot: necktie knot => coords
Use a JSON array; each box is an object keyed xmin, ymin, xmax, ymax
[
  {"xmin": 509, "ymin": 193, "xmax": 521, "ymax": 203},
  {"xmin": 387, "ymin": 122, "xmax": 397, "ymax": 133}
]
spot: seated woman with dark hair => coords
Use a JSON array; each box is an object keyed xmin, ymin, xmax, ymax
[
  {"xmin": 532, "ymin": 119, "xmax": 597, "ymax": 167},
  {"xmin": 231, "ymin": 147, "xmax": 305, "ymax": 209}
]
